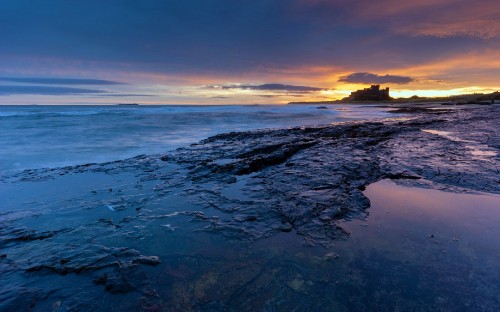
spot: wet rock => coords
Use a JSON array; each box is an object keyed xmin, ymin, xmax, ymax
[
  {"xmin": 15, "ymin": 244, "xmax": 159, "ymax": 278},
  {"xmin": 0, "ymin": 287, "xmax": 55, "ymax": 312},
  {"xmin": 161, "ymin": 106, "xmax": 498, "ymax": 247},
  {"xmin": 385, "ymin": 172, "xmax": 421, "ymax": 180},
  {"xmin": 92, "ymin": 272, "xmax": 135, "ymax": 294},
  {"xmin": 52, "ymin": 300, "xmax": 62, "ymax": 311},
  {"xmin": 92, "ymin": 273, "xmax": 108, "ymax": 285},
  {"xmin": 104, "ymin": 276, "xmax": 135, "ymax": 294},
  {"xmin": 287, "ymin": 274, "xmax": 312, "ymax": 292},
  {"xmin": 0, "ymin": 224, "xmax": 59, "ymax": 246},
  {"xmin": 323, "ymin": 252, "xmax": 340, "ymax": 261},
  {"xmin": 275, "ymin": 223, "xmax": 293, "ymax": 232},
  {"xmin": 388, "ymin": 107, "xmax": 448, "ymax": 114},
  {"xmin": 134, "ymin": 256, "xmax": 161, "ymax": 266}
]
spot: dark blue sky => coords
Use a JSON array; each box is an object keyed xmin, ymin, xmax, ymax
[{"xmin": 1, "ymin": 0, "xmax": 499, "ymax": 104}]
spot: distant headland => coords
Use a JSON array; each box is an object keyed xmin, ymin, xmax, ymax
[{"xmin": 289, "ymin": 85, "xmax": 500, "ymax": 105}]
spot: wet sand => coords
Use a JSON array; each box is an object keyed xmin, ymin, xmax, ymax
[{"xmin": 1, "ymin": 105, "xmax": 499, "ymax": 311}]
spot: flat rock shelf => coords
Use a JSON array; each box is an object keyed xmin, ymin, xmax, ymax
[{"xmin": 1, "ymin": 105, "xmax": 499, "ymax": 311}]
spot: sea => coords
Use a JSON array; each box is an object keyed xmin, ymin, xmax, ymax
[{"xmin": 0, "ymin": 104, "xmax": 394, "ymax": 173}]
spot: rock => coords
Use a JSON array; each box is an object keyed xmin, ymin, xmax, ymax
[
  {"xmin": 275, "ymin": 223, "xmax": 293, "ymax": 232},
  {"xmin": 92, "ymin": 274, "xmax": 108, "ymax": 285},
  {"xmin": 104, "ymin": 275, "xmax": 135, "ymax": 294},
  {"xmin": 93, "ymin": 272, "xmax": 136, "ymax": 294},
  {"xmin": 52, "ymin": 300, "xmax": 61, "ymax": 311},
  {"xmin": 323, "ymin": 252, "xmax": 340, "ymax": 261},
  {"xmin": 134, "ymin": 256, "xmax": 161, "ymax": 266}
]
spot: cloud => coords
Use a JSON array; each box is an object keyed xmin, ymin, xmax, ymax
[
  {"xmin": 0, "ymin": 77, "xmax": 124, "ymax": 85},
  {"xmin": 4, "ymin": 0, "xmax": 470, "ymax": 76},
  {"xmin": 338, "ymin": 73, "xmax": 414, "ymax": 85},
  {"xmin": 210, "ymin": 96, "xmax": 230, "ymax": 99},
  {"xmin": 0, "ymin": 85, "xmax": 107, "ymax": 95},
  {"xmin": 96, "ymin": 93, "xmax": 155, "ymax": 97},
  {"xmin": 404, "ymin": 20, "xmax": 500, "ymax": 40},
  {"xmin": 256, "ymin": 94, "xmax": 306, "ymax": 98},
  {"xmin": 0, "ymin": 0, "xmax": 498, "ymax": 105},
  {"xmin": 208, "ymin": 83, "xmax": 325, "ymax": 92},
  {"xmin": 352, "ymin": 0, "xmax": 500, "ymax": 39}
]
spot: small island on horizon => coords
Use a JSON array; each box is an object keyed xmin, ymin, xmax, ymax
[{"xmin": 289, "ymin": 84, "xmax": 500, "ymax": 105}]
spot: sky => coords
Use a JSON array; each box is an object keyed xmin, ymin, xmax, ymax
[{"xmin": 1, "ymin": 0, "xmax": 499, "ymax": 104}]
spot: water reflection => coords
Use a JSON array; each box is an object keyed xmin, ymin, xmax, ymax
[
  {"xmin": 2, "ymin": 177, "xmax": 500, "ymax": 311},
  {"xmin": 336, "ymin": 179, "xmax": 500, "ymax": 310},
  {"xmin": 149, "ymin": 180, "xmax": 500, "ymax": 310},
  {"xmin": 423, "ymin": 129, "xmax": 497, "ymax": 158}
]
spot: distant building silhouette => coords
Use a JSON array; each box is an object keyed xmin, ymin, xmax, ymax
[{"xmin": 348, "ymin": 85, "xmax": 391, "ymax": 101}]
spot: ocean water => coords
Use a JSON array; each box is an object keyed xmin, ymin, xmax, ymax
[{"xmin": 0, "ymin": 104, "xmax": 393, "ymax": 173}]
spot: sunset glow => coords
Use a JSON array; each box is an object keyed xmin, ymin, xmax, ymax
[{"xmin": 1, "ymin": 0, "xmax": 499, "ymax": 104}]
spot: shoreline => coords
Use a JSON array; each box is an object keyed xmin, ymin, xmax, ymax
[
  {"xmin": 0, "ymin": 103, "xmax": 396, "ymax": 174},
  {"xmin": 0, "ymin": 103, "xmax": 499, "ymax": 193},
  {"xmin": 2, "ymin": 105, "xmax": 498, "ymax": 245},
  {"xmin": 1, "ymin": 105, "xmax": 499, "ymax": 310}
]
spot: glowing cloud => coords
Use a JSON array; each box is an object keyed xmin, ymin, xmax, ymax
[
  {"xmin": 338, "ymin": 73, "xmax": 413, "ymax": 85},
  {"xmin": 206, "ymin": 83, "xmax": 325, "ymax": 93}
]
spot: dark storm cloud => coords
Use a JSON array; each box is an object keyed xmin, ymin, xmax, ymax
[
  {"xmin": 0, "ymin": 77, "xmax": 124, "ymax": 85},
  {"xmin": 0, "ymin": 0, "xmax": 326, "ymax": 72},
  {"xmin": 0, "ymin": 86, "xmax": 107, "ymax": 95},
  {"xmin": 338, "ymin": 73, "xmax": 414, "ymax": 85},
  {"xmin": 0, "ymin": 0, "xmax": 458, "ymax": 73},
  {"xmin": 208, "ymin": 84, "xmax": 325, "ymax": 92},
  {"xmin": 0, "ymin": 0, "xmax": 497, "ymax": 77}
]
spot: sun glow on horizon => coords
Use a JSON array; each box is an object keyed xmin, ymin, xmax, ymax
[{"xmin": 390, "ymin": 86, "xmax": 499, "ymax": 99}]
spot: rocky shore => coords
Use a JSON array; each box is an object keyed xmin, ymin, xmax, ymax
[{"xmin": 0, "ymin": 105, "xmax": 498, "ymax": 311}]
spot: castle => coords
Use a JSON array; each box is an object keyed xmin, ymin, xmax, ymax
[{"xmin": 348, "ymin": 85, "xmax": 391, "ymax": 101}]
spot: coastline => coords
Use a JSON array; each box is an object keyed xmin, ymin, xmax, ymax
[
  {"xmin": 4, "ymin": 104, "xmax": 497, "ymax": 194},
  {"xmin": 1, "ymin": 104, "xmax": 499, "ymax": 310},
  {"xmin": 0, "ymin": 104, "xmax": 394, "ymax": 173}
]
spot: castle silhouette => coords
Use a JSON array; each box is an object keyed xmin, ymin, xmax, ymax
[{"xmin": 348, "ymin": 85, "xmax": 391, "ymax": 101}]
